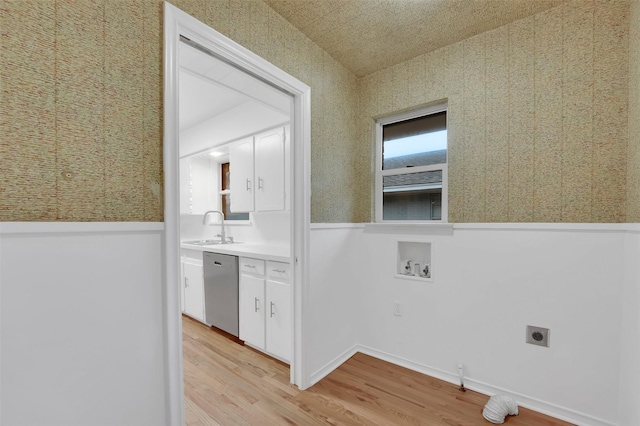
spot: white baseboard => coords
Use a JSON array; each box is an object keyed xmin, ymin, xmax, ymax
[
  {"xmin": 309, "ymin": 344, "xmax": 359, "ymax": 386},
  {"xmin": 311, "ymin": 344, "xmax": 616, "ymax": 426}
]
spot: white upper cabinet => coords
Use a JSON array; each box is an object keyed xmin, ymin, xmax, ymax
[
  {"xmin": 229, "ymin": 137, "xmax": 255, "ymax": 213},
  {"xmin": 255, "ymin": 128, "xmax": 286, "ymax": 212},
  {"xmin": 229, "ymin": 126, "xmax": 286, "ymax": 213}
]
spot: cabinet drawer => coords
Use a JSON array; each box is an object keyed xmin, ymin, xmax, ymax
[
  {"xmin": 266, "ymin": 261, "xmax": 291, "ymax": 282},
  {"xmin": 181, "ymin": 249, "xmax": 203, "ymax": 263},
  {"xmin": 240, "ymin": 257, "xmax": 265, "ymax": 275}
]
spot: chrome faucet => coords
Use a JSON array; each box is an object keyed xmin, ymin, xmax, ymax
[{"xmin": 202, "ymin": 210, "xmax": 227, "ymax": 243}]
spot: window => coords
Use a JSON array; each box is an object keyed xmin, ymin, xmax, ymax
[
  {"xmin": 375, "ymin": 104, "xmax": 447, "ymax": 222},
  {"xmin": 220, "ymin": 162, "xmax": 249, "ymax": 221}
]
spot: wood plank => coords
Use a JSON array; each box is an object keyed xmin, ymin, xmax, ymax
[{"xmin": 183, "ymin": 316, "xmax": 574, "ymax": 425}]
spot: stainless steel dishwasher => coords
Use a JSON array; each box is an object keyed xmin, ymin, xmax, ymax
[{"xmin": 203, "ymin": 252, "xmax": 239, "ymax": 337}]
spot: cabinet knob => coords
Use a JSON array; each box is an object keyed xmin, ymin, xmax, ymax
[
  {"xmin": 254, "ymin": 297, "xmax": 259, "ymax": 312},
  {"xmin": 244, "ymin": 264, "xmax": 256, "ymax": 268},
  {"xmin": 273, "ymin": 269, "xmax": 286, "ymax": 273},
  {"xmin": 246, "ymin": 178, "xmax": 251, "ymax": 191},
  {"xmin": 270, "ymin": 301, "xmax": 275, "ymax": 318},
  {"xmin": 184, "ymin": 277, "xmax": 189, "ymax": 288},
  {"xmin": 258, "ymin": 177, "xmax": 264, "ymax": 190}
]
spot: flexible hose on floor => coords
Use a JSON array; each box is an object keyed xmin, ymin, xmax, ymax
[{"xmin": 482, "ymin": 394, "xmax": 519, "ymax": 424}]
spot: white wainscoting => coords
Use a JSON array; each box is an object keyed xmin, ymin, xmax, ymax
[
  {"xmin": 0, "ymin": 222, "xmax": 167, "ymax": 426},
  {"xmin": 618, "ymin": 228, "xmax": 640, "ymax": 426},
  {"xmin": 307, "ymin": 224, "xmax": 363, "ymax": 382},
  {"xmin": 308, "ymin": 223, "xmax": 639, "ymax": 426}
]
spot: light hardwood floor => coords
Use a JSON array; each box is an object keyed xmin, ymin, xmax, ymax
[{"xmin": 183, "ymin": 316, "xmax": 573, "ymax": 425}]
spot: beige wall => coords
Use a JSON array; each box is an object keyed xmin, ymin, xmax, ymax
[
  {"xmin": 360, "ymin": 0, "xmax": 630, "ymax": 222},
  {"xmin": 1, "ymin": 0, "xmax": 164, "ymax": 221},
  {"xmin": 0, "ymin": 0, "xmax": 362, "ymax": 223},
  {"xmin": 628, "ymin": 0, "xmax": 640, "ymax": 222},
  {"xmin": 1, "ymin": 0, "xmax": 634, "ymax": 223}
]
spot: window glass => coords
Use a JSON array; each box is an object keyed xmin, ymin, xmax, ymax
[
  {"xmin": 383, "ymin": 191, "xmax": 441, "ymax": 221},
  {"xmin": 377, "ymin": 107, "xmax": 447, "ymax": 222},
  {"xmin": 221, "ymin": 162, "xmax": 249, "ymax": 221},
  {"xmin": 383, "ymin": 111, "xmax": 447, "ymax": 170},
  {"xmin": 382, "ymin": 171, "xmax": 442, "ymax": 220}
]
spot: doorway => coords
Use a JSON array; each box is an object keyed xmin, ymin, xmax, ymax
[{"xmin": 163, "ymin": 4, "xmax": 311, "ymax": 425}]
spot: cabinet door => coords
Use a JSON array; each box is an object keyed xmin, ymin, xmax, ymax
[
  {"xmin": 239, "ymin": 274, "xmax": 265, "ymax": 350},
  {"xmin": 229, "ymin": 137, "xmax": 254, "ymax": 212},
  {"xmin": 183, "ymin": 260, "xmax": 204, "ymax": 322},
  {"xmin": 255, "ymin": 128, "xmax": 285, "ymax": 212},
  {"xmin": 266, "ymin": 279, "xmax": 291, "ymax": 362}
]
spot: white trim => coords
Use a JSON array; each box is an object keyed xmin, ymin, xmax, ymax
[
  {"xmin": 383, "ymin": 184, "xmax": 442, "ymax": 193},
  {"xmin": 376, "ymin": 103, "xmax": 448, "ymax": 126},
  {"xmin": 163, "ymin": 4, "xmax": 312, "ymax": 424},
  {"xmin": 310, "ymin": 223, "xmax": 366, "ymax": 230},
  {"xmin": 375, "ymin": 103, "xmax": 449, "ymax": 223},
  {"xmin": 362, "ymin": 221, "xmax": 640, "ymax": 235},
  {"xmin": 163, "ymin": 5, "xmax": 184, "ymax": 425},
  {"xmin": 0, "ymin": 222, "xmax": 164, "ymax": 234},
  {"xmin": 309, "ymin": 345, "xmax": 359, "ymax": 386},
  {"xmin": 364, "ymin": 222, "xmax": 454, "ymax": 235},
  {"xmin": 307, "ymin": 342, "xmax": 616, "ymax": 425},
  {"xmin": 380, "ymin": 163, "xmax": 445, "ymax": 177},
  {"xmin": 356, "ymin": 345, "xmax": 614, "ymax": 426},
  {"xmin": 453, "ymin": 222, "xmax": 640, "ymax": 233},
  {"xmin": 374, "ymin": 120, "xmax": 383, "ymax": 221}
]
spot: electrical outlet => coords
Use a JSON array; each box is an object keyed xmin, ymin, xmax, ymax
[
  {"xmin": 393, "ymin": 301, "xmax": 402, "ymax": 317},
  {"xmin": 526, "ymin": 325, "xmax": 550, "ymax": 347}
]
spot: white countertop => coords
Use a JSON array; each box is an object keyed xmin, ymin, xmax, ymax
[{"xmin": 180, "ymin": 241, "xmax": 291, "ymax": 263}]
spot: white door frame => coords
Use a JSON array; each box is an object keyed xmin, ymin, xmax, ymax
[{"xmin": 163, "ymin": 3, "xmax": 311, "ymax": 425}]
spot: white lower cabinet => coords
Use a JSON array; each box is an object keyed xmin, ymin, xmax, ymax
[
  {"xmin": 181, "ymin": 250, "xmax": 205, "ymax": 323},
  {"xmin": 265, "ymin": 278, "xmax": 291, "ymax": 361},
  {"xmin": 239, "ymin": 257, "xmax": 291, "ymax": 363},
  {"xmin": 239, "ymin": 274, "xmax": 266, "ymax": 350}
]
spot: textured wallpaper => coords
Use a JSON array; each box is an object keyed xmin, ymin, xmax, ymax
[
  {"xmin": 1, "ymin": 0, "xmax": 164, "ymax": 221},
  {"xmin": 0, "ymin": 0, "xmax": 361, "ymax": 223},
  {"xmin": 1, "ymin": 0, "xmax": 634, "ymax": 223},
  {"xmin": 628, "ymin": 0, "xmax": 640, "ymax": 222},
  {"xmin": 360, "ymin": 0, "xmax": 630, "ymax": 223}
]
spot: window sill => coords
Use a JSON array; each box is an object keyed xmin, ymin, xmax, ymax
[{"xmin": 363, "ymin": 222, "xmax": 453, "ymax": 236}]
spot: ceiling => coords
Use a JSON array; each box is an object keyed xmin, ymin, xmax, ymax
[
  {"xmin": 179, "ymin": 42, "xmax": 290, "ymax": 133},
  {"xmin": 179, "ymin": 41, "xmax": 291, "ymax": 157},
  {"xmin": 262, "ymin": 0, "xmax": 566, "ymax": 77}
]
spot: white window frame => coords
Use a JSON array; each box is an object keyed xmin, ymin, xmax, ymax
[{"xmin": 375, "ymin": 103, "xmax": 448, "ymax": 223}]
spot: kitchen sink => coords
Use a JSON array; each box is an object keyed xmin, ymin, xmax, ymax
[{"xmin": 182, "ymin": 239, "xmax": 241, "ymax": 246}]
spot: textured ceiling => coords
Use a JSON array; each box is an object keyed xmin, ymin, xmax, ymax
[{"xmin": 263, "ymin": 0, "xmax": 566, "ymax": 77}]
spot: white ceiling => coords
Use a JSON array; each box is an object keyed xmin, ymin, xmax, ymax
[
  {"xmin": 178, "ymin": 41, "xmax": 291, "ymax": 156},
  {"xmin": 263, "ymin": 0, "xmax": 566, "ymax": 77},
  {"xmin": 179, "ymin": 70, "xmax": 248, "ymax": 132}
]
